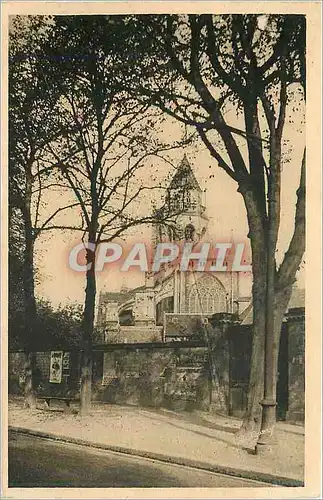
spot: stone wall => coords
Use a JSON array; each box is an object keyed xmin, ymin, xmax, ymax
[
  {"xmin": 8, "ymin": 351, "xmax": 26, "ymax": 394},
  {"xmin": 228, "ymin": 326, "xmax": 252, "ymax": 417},
  {"xmin": 8, "ymin": 307, "xmax": 305, "ymax": 419},
  {"xmin": 8, "ymin": 350, "xmax": 81, "ymax": 397},
  {"xmin": 93, "ymin": 344, "xmax": 211, "ymax": 410},
  {"xmin": 104, "ymin": 326, "xmax": 163, "ymax": 344},
  {"xmin": 92, "ymin": 346, "xmax": 210, "ymax": 410},
  {"xmin": 208, "ymin": 309, "xmax": 305, "ymax": 421},
  {"xmin": 209, "ymin": 313, "xmax": 238, "ymax": 414},
  {"xmin": 286, "ymin": 308, "xmax": 305, "ymax": 422},
  {"xmin": 8, "ymin": 343, "xmax": 210, "ymax": 411}
]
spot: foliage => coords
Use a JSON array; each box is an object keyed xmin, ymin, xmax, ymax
[
  {"xmin": 9, "ymin": 298, "xmax": 82, "ymax": 351},
  {"xmin": 8, "ymin": 209, "xmax": 25, "ymax": 350},
  {"xmin": 38, "ymin": 16, "xmax": 191, "ymax": 241},
  {"xmin": 9, "ymin": 16, "xmax": 64, "ymax": 225}
]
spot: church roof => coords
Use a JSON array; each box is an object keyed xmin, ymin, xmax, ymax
[
  {"xmin": 240, "ymin": 287, "xmax": 305, "ymax": 326},
  {"xmin": 100, "ymin": 285, "xmax": 147, "ymax": 304},
  {"xmin": 169, "ymin": 155, "xmax": 202, "ymax": 192},
  {"xmin": 100, "ymin": 291, "xmax": 128, "ymax": 303},
  {"xmin": 288, "ymin": 287, "xmax": 305, "ymax": 309}
]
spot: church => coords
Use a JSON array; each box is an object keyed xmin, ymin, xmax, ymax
[{"xmin": 95, "ymin": 155, "xmax": 251, "ymax": 343}]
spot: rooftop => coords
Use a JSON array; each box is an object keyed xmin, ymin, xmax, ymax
[
  {"xmin": 240, "ymin": 287, "xmax": 305, "ymax": 326},
  {"xmin": 168, "ymin": 155, "xmax": 202, "ymax": 192}
]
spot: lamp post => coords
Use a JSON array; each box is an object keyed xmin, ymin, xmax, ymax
[{"xmin": 257, "ymin": 192, "xmax": 277, "ymax": 453}]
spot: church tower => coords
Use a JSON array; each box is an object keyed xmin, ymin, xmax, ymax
[
  {"xmin": 151, "ymin": 155, "xmax": 212, "ymax": 319},
  {"xmin": 157, "ymin": 155, "xmax": 209, "ymax": 244},
  {"xmin": 145, "ymin": 153, "xmax": 246, "ymax": 328}
]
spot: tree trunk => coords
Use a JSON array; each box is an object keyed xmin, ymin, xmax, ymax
[
  {"xmin": 80, "ymin": 239, "xmax": 96, "ymax": 416},
  {"xmin": 24, "ymin": 352, "xmax": 37, "ymax": 409},
  {"xmin": 237, "ymin": 247, "xmax": 297, "ymax": 446},
  {"xmin": 257, "ymin": 161, "xmax": 280, "ymax": 447},
  {"xmin": 235, "ymin": 187, "xmax": 267, "ymax": 445},
  {"xmin": 236, "ymin": 249, "xmax": 266, "ymax": 445},
  {"xmin": 23, "ymin": 213, "xmax": 37, "ymax": 409}
]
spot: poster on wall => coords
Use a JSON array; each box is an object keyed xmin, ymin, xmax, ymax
[
  {"xmin": 49, "ymin": 351, "xmax": 63, "ymax": 383},
  {"xmin": 62, "ymin": 352, "xmax": 70, "ymax": 371}
]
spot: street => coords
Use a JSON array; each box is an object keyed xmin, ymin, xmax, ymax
[{"xmin": 8, "ymin": 431, "xmax": 267, "ymax": 488}]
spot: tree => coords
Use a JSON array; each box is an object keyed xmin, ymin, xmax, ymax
[
  {"xmin": 8, "ymin": 207, "xmax": 25, "ymax": 351},
  {"xmin": 116, "ymin": 14, "xmax": 306, "ymax": 441},
  {"xmin": 9, "ymin": 16, "xmax": 80, "ymax": 407},
  {"xmin": 9, "ymin": 16, "xmax": 57, "ymax": 408},
  {"xmin": 40, "ymin": 16, "xmax": 191, "ymax": 414},
  {"xmin": 9, "ymin": 298, "xmax": 83, "ymax": 351}
]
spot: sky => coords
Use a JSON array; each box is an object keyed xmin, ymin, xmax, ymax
[
  {"xmin": 7, "ymin": 14, "xmax": 305, "ymax": 310},
  {"xmin": 34, "ymin": 106, "xmax": 305, "ymax": 309}
]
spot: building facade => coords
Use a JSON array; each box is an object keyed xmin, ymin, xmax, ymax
[{"xmin": 96, "ymin": 156, "xmax": 249, "ymax": 343}]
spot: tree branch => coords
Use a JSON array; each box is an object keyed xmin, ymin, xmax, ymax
[
  {"xmin": 276, "ymin": 149, "xmax": 306, "ymax": 290},
  {"xmin": 34, "ymin": 202, "xmax": 81, "ymax": 237},
  {"xmin": 203, "ymin": 14, "xmax": 246, "ymax": 97},
  {"xmin": 196, "ymin": 125, "xmax": 238, "ymax": 182}
]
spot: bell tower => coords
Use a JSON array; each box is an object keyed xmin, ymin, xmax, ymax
[
  {"xmin": 150, "ymin": 155, "xmax": 209, "ymax": 289},
  {"xmin": 164, "ymin": 154, "xmax": 209, "ymax": 243}
]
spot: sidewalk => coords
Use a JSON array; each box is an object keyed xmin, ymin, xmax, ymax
[{"xmin": 8, "ymin": 396, "xmax": 304, "ymax": 486}]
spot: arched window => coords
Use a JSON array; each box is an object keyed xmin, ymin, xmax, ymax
[
  {"xmin": 167, "ymin": 226, "xmax": 174, "ymax": 242},
  {"xmin": 183, "ymin": 191, "xmax": 191, "ymax": 210},
  {"xmin": 191, "ymin": 198, "xmax": 197, "ymax": 210},
  {"xmin": 185, "ymin": 224, "xmax": 195, "ymax": 241},
  {"xmin": 168, "ymin": 191, "xmax": 180, "ymax": 213},
  {"xmin": 188, "ymin": 275, "xmax": 227, "ymax": 314}
]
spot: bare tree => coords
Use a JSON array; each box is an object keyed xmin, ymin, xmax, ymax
[
  {"xmin": 40, "ymin": 16, "xmax": 191, "ymax": 414},
  {"xmin": 9, "ymin": 16, "xmax": 79, "ymax": 408},
  {"xmin": 116, "ymin": 14, "xmax": 306, "ymax": 441}
]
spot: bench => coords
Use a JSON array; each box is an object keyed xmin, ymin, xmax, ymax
[{"xmin": 38, "ymin": 396, "xmax": 75, "ymax": 412}]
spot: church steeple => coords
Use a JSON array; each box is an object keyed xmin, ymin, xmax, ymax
[
  {"xmin": 151, "ymin": 154, "xmax": 210, "ymax": 284},
  {"xmin": 168, "ymin": 154, "xmax": 202, "ymax": 192},
  {"xmin": 166, "ymin": 155, "xmax": 205, "ymax": 215},
  {"xmin": 159, "ymin": 155, "xmax": 208, "ymax": 243}
]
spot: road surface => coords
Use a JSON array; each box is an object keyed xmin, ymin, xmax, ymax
[{"xmin": 8, "ymin": 431, "xmax": 267, "ymax": 488}]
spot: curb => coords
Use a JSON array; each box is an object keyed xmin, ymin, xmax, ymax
[{"xmin": 9, "ymin": 426, "xmax": 304, "ymax": 487}]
